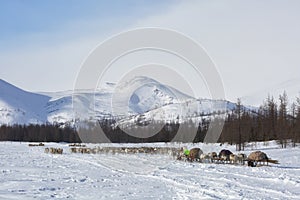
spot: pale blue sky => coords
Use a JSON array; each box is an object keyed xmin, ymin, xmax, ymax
[
  {"xmin": 0, "ymin": 0, "xmax": 172, "ymax": 48},
  {"xmin": 0, "ymin": 0, "xmax": 173, "ymax": 91},
  {"xmin": 0, "ymin": 0, "xmax": 300, "ymax": 105}
]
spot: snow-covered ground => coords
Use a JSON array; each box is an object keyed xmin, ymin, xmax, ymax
[{"xmin": 0, "ymin": 141, "xmax": 299, "ymax": 200}]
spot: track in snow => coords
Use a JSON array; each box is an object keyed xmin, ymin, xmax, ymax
[{"xmin": 0, "ymin": 142, "xmax": 299, "ymax": 199}]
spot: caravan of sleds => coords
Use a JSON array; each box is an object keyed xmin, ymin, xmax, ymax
[
  {"xmin": 177, "ymin": 148, "xmax": 279, "ymax": 167},
  {"xmin": 29, "ymin": 142, "xmax": 279, "ymax": 167}
]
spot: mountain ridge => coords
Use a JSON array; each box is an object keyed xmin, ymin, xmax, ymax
[
  {"xmin": 0, "ymin": 77, "xmax": 240, "ymax": 126},
  {"xmin": 0, "ymin": 79, "xmax": 50, "ymax": 124}
]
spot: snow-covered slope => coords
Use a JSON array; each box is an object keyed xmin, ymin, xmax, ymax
[
  {"xmin": 0, "ymin": 79, "xmax": 50, "ymax": 125},
  {"xmin": 0, "ymin": 141, "xmax": 299, "ymax": 199},
  {"xmin": 114, "ymin": 76, "xmax": 193, "ymax": 114},
  {"xmin": 0, "ymin": 77, "xmax": 242, "ymax": 126}
]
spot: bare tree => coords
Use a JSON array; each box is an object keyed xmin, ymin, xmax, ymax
[
  {"xmin": 235, "ymin": 98, "xmax": 243, "ymax": 151},
  {"xmin": 278, "ymin": 91, "xmax": 288, "ymax": 148}
]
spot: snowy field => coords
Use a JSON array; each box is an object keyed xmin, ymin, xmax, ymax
[{"xmin": 0, "ymin": 141, "xmax": 299, "ymax": 200}]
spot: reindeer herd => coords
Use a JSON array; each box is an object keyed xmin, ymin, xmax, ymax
[
  {"xmin": 69, "ymin": 145, "xmax": 179, "ymax": 156},
  {"xmin": 44, "ymin": 147, "xmax": 63, "ymax": 154},
  {"xmin": 28, "ymin": 143, "xmax": 278, "ymax": 167}
]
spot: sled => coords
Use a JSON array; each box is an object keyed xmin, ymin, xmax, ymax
[{"xmin": 246, "ymin": 158, "xmax": 279, "ymax": 167}]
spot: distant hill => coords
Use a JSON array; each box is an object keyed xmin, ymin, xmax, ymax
[{"xmin": 0, "ymin": 77, "xmax": 248, "ymax": 126}]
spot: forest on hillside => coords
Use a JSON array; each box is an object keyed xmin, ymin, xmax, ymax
[
  {"xmin": 218, "ymin": 92, "xmax": 300, "ymax": 150},
  {"xmin": 0, "ymin": 92, "xmax": 299, "ymax": 148}
]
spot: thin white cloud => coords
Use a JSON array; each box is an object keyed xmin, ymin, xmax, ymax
[
  {"xmin": 132, "ymin": 0, "xmax": 300, "ymax": 103},
  {"xmin": 0, "ymin": 15, "xmax": 138, "ymax": 92},
  {"xmin": 1, "ymin": 0, "xmax": 299, "ymax": 105}
]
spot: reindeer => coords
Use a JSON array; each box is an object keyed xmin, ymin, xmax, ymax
[
  {"xmin": 200, "ymin": 153, "xmax": 211, "ymax": 163},
  {"xmin": 47, "ymin": 147, "xmax": 63, "ymax": 154},
  {"xmin": 219, "ymin": 149, "xmax": 233, "ymax": 163},
  {"xmin": 44, "ymin": 148, "xmax": 49, "ymax": 153},
  {"xmin": 188, "ymin": 148, "xmax": 203, "ymax": 162},
  {"xmin": 229, "ymin": 154, "xmax": 238, "ymax": 164},
  {"xmin": 208, "ymin": 152, "xmax": 218, "ymax": 162},
  {"xmin": 70, "ymin": 147, "xmax": 77, "ymax": 153},
  {"xmin": 237, "ymin": 153, "xmax": 247, "ymax": 165},
  {"xmin": 56, "ymin": 148, "xmax": 63, "ymax": 154},
  {"xmin": 49, "ymin": 148, "xmax": 56, "ymax": 154}
]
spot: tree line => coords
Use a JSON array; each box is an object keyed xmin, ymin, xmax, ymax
[
  {"xmin": 218, "ymin": 92, "xmax": 300, "ymax": 149},
  {"xmin": 0, "ymin": 124, "xmax": 81, "ymax": 143},
  {"xmin": 0, "ymin": 92, "xmax": 299, "ymax": 147}
]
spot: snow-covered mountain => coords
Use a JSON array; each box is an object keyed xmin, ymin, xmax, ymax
[
  {"xmin": 0, "ymin": 77, "xmax": 239, "ymax": 126},
  {"xmin": 0, "ymin": 79, "xmax": 50, "ymax": 125}
]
